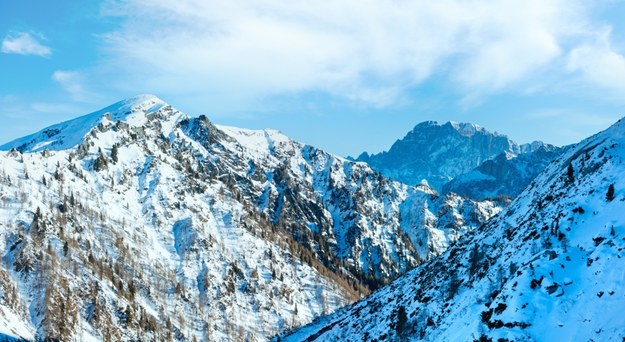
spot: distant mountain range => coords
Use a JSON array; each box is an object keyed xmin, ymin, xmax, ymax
[
  {"xmin": 354, "ymin": 120, "xmax": 560, "ymax": 196},
  {"xmin": 443, "ymin": 145, "xmax": 563, "ymax": 200}
]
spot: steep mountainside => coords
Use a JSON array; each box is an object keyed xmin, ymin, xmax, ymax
[
  {"xmin": 443, "ymin": 145, "xmax": 563, "ymax": 200},
  {"xmin": 284, "ymin": 117, "xmax": 625, "ymax": 341},
  {"xmin": 0, "ymin": 96, "xmax": 500, "ymax": 341},
  {"xmin": 355, "ymin": 121, "xmax": 555, "ymax": 191},
  {"xmin": 209, "ymin": 125, "xmax": 503, "ymax": 284}
]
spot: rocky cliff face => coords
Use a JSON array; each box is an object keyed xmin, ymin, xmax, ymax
[
  {"xmin": 0, "ymin": 96, "xmax": 500, "ymax": 341},
  {"xmin": 284, "ymin": 117, "xmax": 625, "ymax": 341},
  {"xmin": 356, "ymin": 120, "xmax": 555, "ymax": 191},
  {"xmin": 443, "ymin": 145, "xmax": 563, "ymax": 200}
]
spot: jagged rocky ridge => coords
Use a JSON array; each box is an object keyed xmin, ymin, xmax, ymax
[
  {"xmin": 443, "ymin": 145, "xmax": 563, "ymax": 200},
  {"xmin": 356, "ymin": 121, "xmax": 556, "ymax": 192},
  {"xmin": 0, "ymin": 96, "xmax": 501, "ymax": 341},
  {"xmin": 284, "ymin": 117, "xmax": 625, "ymax": 341}
]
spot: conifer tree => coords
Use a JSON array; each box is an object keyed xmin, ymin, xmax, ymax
[
  {"xmin": 567, "ymin": 163, "xmax": 574, "ymax": 182},
  {"xmin": 396, "ymin": 305, "xmax": 407, "ymax": 335},
  {"xmin": 94, "ymin": 148, "xmax": 108, "ymax": 171},
  {"xmin": 606, "ymin": 183, "xmax": 615, "ymax": 202}
]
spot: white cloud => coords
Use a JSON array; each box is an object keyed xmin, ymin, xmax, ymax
[
  {"xmin": 52, "ymin": 70, "xmax": 96, "ymax": 102},
  {"xmin": 1, "ymin": 32, "xmax": 51, "ymax": 57},
  {"xmin": 97, "ymin": 0, "xmax": 623, "ymax": 109},
  {"xmin": 566, "ymin": 29, "xmax": 625, "ymax": 98}
]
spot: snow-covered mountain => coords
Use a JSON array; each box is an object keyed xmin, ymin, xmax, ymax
[
  {"xmin": 283, "ymin": 117, "xmax": 625, "ymax": 341},
  {"xmin": 0, "ymin": 96, "xmax": 501, "ymax": 341},
  {"xmin": 443, "ymin": 145, "xmax": 563, "ymax": 200},
  {"xmin": 355, "ymin": 121, "xmax": 555, "ymax": 191}
]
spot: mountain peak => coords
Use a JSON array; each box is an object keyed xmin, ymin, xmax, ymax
[
  {"xmin": 412, "ymin": 120, "xmax": 496, "ymax": 138},
  {"xmin": 358, "ymin": 120, "xmax": 520, "ymax": 190},
  {"xmin": 0, "ymin": 95, "xmax": 179, "ymax": 153},
  {"xmin": 414, "ymin": 120, "xmax": 440, "ymax": 128},
  {"xmin": 447, "ymin": 121, "xmax": 491, "ymax": 137},
  {"xmin": 110, "ymin": 94, "xmax": 166, "ymax": 114}
]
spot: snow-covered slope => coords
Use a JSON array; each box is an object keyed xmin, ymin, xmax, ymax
[
  {"xmin": 355, "ymin": 121, "xmax": 556, "ymax": 191},
  {"xmin": 283, "ymin": 117, "xmax": 625, "ymax": 341},
  {"xmin": 0, "ymin": 95, "xmax": 168, "ymax": 153},
  {"xmin": 206, "ymin": 124, "xmax": 503, "ymax": 286},
  {"xmin": 1, "ymin": 98, "xmax": 353, "ymax": 341},
  {"xmin": 443, "ymin": 145, "xmax": 563, "ymax": 200},
  {"xmin": 0, "ymin": 96, "xmax": 501, "ymax": 341}
]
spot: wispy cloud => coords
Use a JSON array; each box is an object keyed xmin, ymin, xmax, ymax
[
  {"xmin": 1, "ymin": 32, "xmax": 51, "ymax": 57},
  {"xmin": 566, "ymin": 28, "xmax": 625, "ymax": 99},
  {"xmin": 52, "ymin": 70, "xmax": 94, "ymax": 102},
  {"xmin": 95, "ymin": 0, "xmax": 625, "ymax": 111}
]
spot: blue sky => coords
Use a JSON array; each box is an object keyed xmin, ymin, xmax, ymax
[{"xmin": 2, "ymin": 0, "xmax": 625, "ymax": 157}]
